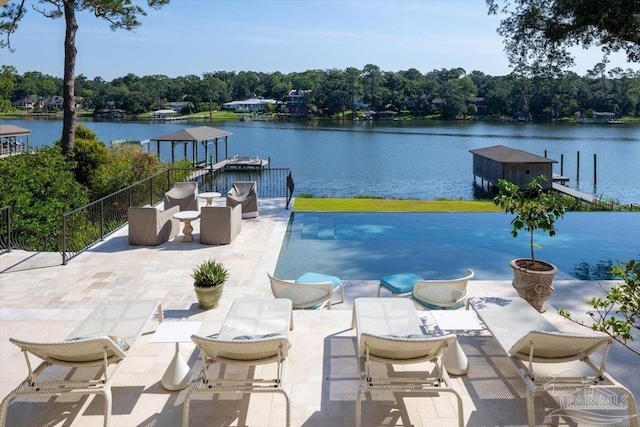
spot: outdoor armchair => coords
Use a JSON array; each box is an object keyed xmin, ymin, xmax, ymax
[
  {"xmin": 128, "ymin": 205, "xmax": 180, "ymax": 245},
  {"xmin": 199, "ymin": 205, "xmax": 242, "ymax": 245},
  {"xmin": 268, "ymin": 272, "xmax": 337, "ymax": 310},
  {"xmin": 164, "ymin": 181, "xmax": 198, "ymax": 212},
  {"xmin": 412, "ymin": 269, "xmax": 474, "ymax": 309},
  {"xmin": 226, "ymin": 181, "xmax": 258, "ymax": 218}
]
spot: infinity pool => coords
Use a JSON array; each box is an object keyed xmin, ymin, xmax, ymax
[{"xmin": 274, "ymin": 212, "xmax": 639, "ymax": 281}]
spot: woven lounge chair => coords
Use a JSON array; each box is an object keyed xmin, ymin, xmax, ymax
[
  {"xmin": 164, "ymin": 182, "xmax": 198, "ymax": 212},
  {"xmin": 468, "ymin": 296, "xmax": 638, "ymax": 427},
  {"xmin": 183, "ymin": 299, "xmax": 293, "ymax": 427},
  {"xmin": 226, "ymin": 181, "xmax": 258, "ymax": 218},
  {"xmin": 352, "ymin": 298, "xmax": 464, "ymax": 427},
  {"xmin": 268, "ymin": 272, "xmax": 341, "ymax": 310},
  {"xmin": 0, "ymin": 300, "xmax": 163, "ymax": 427},
  {"xmin": 412, "ymin": 269, "xmax": 474, "ymax": 309}
]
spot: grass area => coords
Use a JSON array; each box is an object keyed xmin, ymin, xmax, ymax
[{"xmin": 293, "ymin": 197, "xmax": 502, "ymax": 212}]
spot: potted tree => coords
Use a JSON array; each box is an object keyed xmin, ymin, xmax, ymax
[
  {"xmin": 494, "ymin": 176, "xmax": 568, "ymax": 312},
  {"xmin": 191, "ymin": 259, "xmax": 229, "ymax": 309}
]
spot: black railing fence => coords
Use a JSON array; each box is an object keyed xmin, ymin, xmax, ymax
[
  {"xmin": 0, "ymin": 206, "xmax": 9, "ymax": 254},
  {"xmin": 60, "ymin": 167, "xmax": 290, "ymax": 264}
]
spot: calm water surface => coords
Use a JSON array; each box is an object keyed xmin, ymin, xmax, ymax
[
  {"xmin": 275, "ymin": 212, "xmax": 640, "ymax": 281},
  {"xmin": 4, "ymin": 118, "xmax": 640, "ymax": 203}
]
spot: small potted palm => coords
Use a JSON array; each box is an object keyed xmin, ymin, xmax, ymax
[
  {"xmin": 494, "ymin": 175, "xmax": 568, "ymax": 312},
  {"xmin": 191, "ymin": 259, "xmax": 229, "ymax": 309}
]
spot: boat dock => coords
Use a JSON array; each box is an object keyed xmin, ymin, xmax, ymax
[
  {"xmin": 552, "ymin": 182, "xmax": 598, "ymax": 204},
  {"xmin": 210, "ymin": 156, "xmax": 269, "ymax": 170}
]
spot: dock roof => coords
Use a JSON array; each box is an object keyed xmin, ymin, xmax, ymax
[
  {"xmin": 0, "ymin": 124, "xmax": 30, "ymax": 138},
  {"xmin": 151, "ymin": 126, "xmax": 232, "ymax": 142},
  {"xmin": 469, "ymin": 145, "xmax": 556, "ymax": 164}
]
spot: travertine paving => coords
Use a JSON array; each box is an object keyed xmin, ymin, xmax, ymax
[{"xmin": 1, "ymin": 198, "xmax": 638, "ymax": 426}]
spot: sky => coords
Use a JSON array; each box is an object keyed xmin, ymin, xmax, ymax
[{"xmin": 1, "ymin": 0, "xmax": 636, "ymax": 81}]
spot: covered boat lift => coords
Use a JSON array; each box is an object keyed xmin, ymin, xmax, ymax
[
  {"xmin": 0, "ymin": 124, "xmax": 30, "ymax": 157},
  {"xmin": 150, "ymin": 126, "xmax": 232, "ymax": 166}
]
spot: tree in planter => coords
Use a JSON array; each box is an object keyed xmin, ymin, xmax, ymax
[
  {"xmin": 494, "ymin": 175, "xmax": 570, "ymax": 312},
  {"xmin": 559, "ymin": 259, "xmax": 640, "ymax": 356},
  {"xmin": 493, "ymin": 175, "xmax": 568, "ymax": 267}
]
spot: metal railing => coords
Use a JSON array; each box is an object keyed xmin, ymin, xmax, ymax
[
  {"xmin": 61, "ymin": 166, "xmax": 291, "ymax": 264},
  {"xmin": 0, "ymin": 206, "xmax": 10, "ymax": 254}
]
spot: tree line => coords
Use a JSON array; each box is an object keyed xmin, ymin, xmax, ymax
[{"xmin": 2, "ymin": 63, "xmax": 639, "ymax": 120}]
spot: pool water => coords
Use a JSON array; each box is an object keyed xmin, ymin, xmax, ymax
[{"xmin": 274, "ymin": 212, "xmax": 639, "ymax": 281}]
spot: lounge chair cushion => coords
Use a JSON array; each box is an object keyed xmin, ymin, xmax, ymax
[
  {"xmin": 233, "ymin": 333, "xmax": 284, "ymax": 340},
  {"xmin": 380, "ymin": 273, "xmax": 422, "ymax": 294}
]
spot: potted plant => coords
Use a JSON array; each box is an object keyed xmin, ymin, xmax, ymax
[
  {"xmin": 494, "ymin": 175, "xmax": 568, "ymax": 312},
  {"xmin": 191, "ymin": 259, "xmax": 229, "ymax": 309}
]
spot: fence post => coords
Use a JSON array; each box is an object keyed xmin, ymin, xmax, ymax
[
  {"xmin": 62, "ymin": 214, "xmax": 67, "ymax": 265},
  {"xmin": 100, "ymin": 199, "xmax": 105, "ymax": 241}
]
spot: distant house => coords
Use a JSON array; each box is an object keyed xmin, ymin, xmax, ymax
[
  {"xmin": 353, "ymin": 94, "xmax": 370, "ymax": 110},
  {"xmin": 223, "ymin": 98, "xmax": 276, "ymax": 113},
  {"xmin": 12, "ymin": 95, "xmax": 41, "ymax": 110},
  {"xmin": 162, "ymin": 101, "xmax": 191, "ymax": 112},
  {"xmin": 286, "ymin": 90, "xmax": 311, "ymax": 117},
  {"xmin": 45, "ymin": 96, "xmax": 64, "ymax": 110},
  {"xmin": 468, "ymin": 97, "xmax": 487, "ymax": 114}
]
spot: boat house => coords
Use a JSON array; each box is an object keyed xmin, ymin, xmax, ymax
[
  {"xmin": 1, "ymin": 124, "xmax": 30, "ymax": 157},
  {"xmin": 469, "ymin": 145, "xmax": 556, "ymax": 190}
]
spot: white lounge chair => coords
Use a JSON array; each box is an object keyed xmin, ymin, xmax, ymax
[
  {"xmin": 468, "ymin": 296, "xmax": 638, "ymax": 427},
  {"xmin": 183, "ymin": 299, "xmax": 293, "ymax": 427},
  {"xmin": 268, "ymin": 272, "xmax": 340, "ymax": 310},
  {"xmin": 352, "ymin": 298, "xmax": 464, "ymax": 427},
  {"xmin": 412, "ymin": 269, "xmax": 474, "ymax": 309},
  {"xmin": 0, "ymin": 300, "xmax": 163, "ymax": 427}
]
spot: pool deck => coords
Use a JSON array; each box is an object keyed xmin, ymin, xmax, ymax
[{"xmin": 1, "ymin": 197, "xmax": 638, "ymax": 426}]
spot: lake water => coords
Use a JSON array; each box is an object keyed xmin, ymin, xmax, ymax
[{"xmin": 4, "ymin": 118, "xmax": 640, "ymax": 203}]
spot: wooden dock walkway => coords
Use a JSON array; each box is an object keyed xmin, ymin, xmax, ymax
[{"xmin": 552, "ymin": 182, "xmax": 598, "ymax": 204}]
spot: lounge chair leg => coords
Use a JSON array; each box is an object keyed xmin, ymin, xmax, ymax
[
  {"xmin": 182, "ymin": 395, "xmax": 191, "ymax": 427},
  {"xmin": 279, "ymin": 389, "xmax": 291, "ymax": 427},
  {"xmin": 624, "ymin": 388, "xmax": 639, "ymax": 427},
  {"xmin": 526, "ymin": 389, "xmax": 536, "ymax": 427},
  {"xmin": 103, "ymin": 388, "xmax": 112, "ymax": 427},
  {"xmin": 355, "ymin": 389, "xmax": 366, "ymax": 427},
  {"xmin": 0, "ymin": 395, "xmax": 12, "ymax": 427}
]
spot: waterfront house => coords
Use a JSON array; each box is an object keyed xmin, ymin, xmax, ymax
[{"xmin": 223, "ymin": 98, "xmax": 277, "ymax": 113}]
